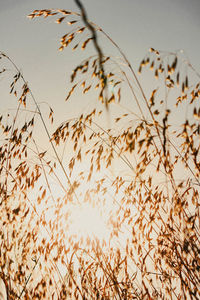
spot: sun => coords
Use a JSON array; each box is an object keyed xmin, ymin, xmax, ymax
[{"xmin": 68, "ymin": 201, "xmax": 111, "ymax": 245}]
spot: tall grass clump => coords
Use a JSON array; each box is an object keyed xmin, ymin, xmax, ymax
[{"xmin": 0, "ymin": 1, "xmax": 200, "ymax": 299}]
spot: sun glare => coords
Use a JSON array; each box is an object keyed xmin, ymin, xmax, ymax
[{"xmin": 68, "ymin": 202, "xmax": 110, "ymax": 244}]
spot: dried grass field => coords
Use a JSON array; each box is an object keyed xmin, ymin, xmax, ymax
[{"xmin": 0, "ymin": 1, "xmax": 200, "ymax": 299}]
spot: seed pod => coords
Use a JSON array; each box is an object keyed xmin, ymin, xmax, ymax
[
  {"xmin": 150, "ymin": 61, "xmax": 154, "ymax": 70},
  {"xmin": 171, "ymin": 56, "xmax": 178, "ymax": 71},
  {"xmin": 185, "ymin": 76, "xmax": 188, "ymax": 89},
  {"xmin": 182, "ymin": 82, "xmax": 185, "ymax": 93},
  {"xmin": 176, "ymin": 72, "xmax": 180, "ymax": 86}
]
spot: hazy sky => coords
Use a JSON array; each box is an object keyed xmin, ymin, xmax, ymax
[{"xmin": 0, "ymin": 0, "xmax": 200, "ymax": 119}]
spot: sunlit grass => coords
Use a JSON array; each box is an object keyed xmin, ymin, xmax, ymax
[{"xmin": 0, "ymin": 3, "xmax": 200, "ymax": 299}]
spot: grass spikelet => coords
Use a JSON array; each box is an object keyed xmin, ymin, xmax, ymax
[
  {"xmin": 67, "ymin": 20, "xmax": 78, "ymax": 25},
  {"xmin": 66, "ymin": 84, "xmax": 77, "ymax": 100},
  {"xmin": 56, "ymin": 17, "xmax": 66, "ymax": 24},
  {"xmin": 81, "ymin": 38, "xmax": 92, "ymax": 50}
]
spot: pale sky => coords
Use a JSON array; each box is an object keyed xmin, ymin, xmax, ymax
[{"xmin": 0, "ymin": 0, "xmax": 200, "ymax": 119}]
